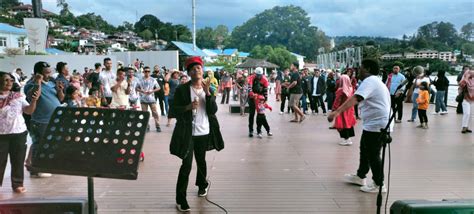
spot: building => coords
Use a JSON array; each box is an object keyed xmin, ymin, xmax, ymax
[
  {"xmin": 438, "ymin": 51, "xmax": 456, "ymax": 62},
  {"xmin": 416, "ymin": 50, "xmax": 438, "ymax": 59},
  {"xmin": 10, "ymin": 4, "xmax": 56, "ymax": 17},
  {"xmin": 0, "ymin": 23, "xmax": 28, "ymax": 55},
  {"xmin": 404, "ymin": 52, "xmax": 416, "ymax": 59},
  {"xmin": 291, "ymin": 52, "xmax": 306, "ymax": 70},
  {"xmin": 381, "ymin": 53, "xmax": 403, "ymax": 60},
  {"xmin": 221, "ymin": 49, "xmax": 239, "ymax": 62}
]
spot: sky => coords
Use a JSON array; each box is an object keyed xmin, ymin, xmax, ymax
[{"xmin": 22, "ymin": 0, "xmax": 474, "ymax": 38}]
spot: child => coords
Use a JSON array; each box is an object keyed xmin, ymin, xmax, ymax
[
  {"xmin": 332, "ymin": 75, "xmax": 357, "ymax": 146},
  {"xmin": 64, "ymin": 85, "xmax": 83, "ymax": 107},
  {"xmin": 70, "ymin": 73, "xmax": 82, "ymax": 90},
  {"xmin": 205, "ymin": 70, "xmax": 219, "ymax": 96},
  {"xmin": 256, "ymin": 95, "xmax": 273, "ymax": 138},
  {"xmin": 416, "ymin": 81, "xmax": 430, "ymax": 129},
  {"xmin": 85, "ymin": 88, "xmax": 101, "ymax": 107}
]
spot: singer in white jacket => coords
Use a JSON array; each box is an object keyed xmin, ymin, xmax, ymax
[{"xmin": 169, "ymin": 56, "xmax": 225, "ymax": 212}]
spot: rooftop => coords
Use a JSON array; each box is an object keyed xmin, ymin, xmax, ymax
[{"xmin": 0, "ymin": 23, "xmax": 27, "ymax": 35}]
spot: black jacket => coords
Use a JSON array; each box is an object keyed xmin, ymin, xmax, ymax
[
  {"xmin": 169, "ymin": 82, "xmax": 225, "ymax": 159},
  {"xmin": 310, "ymin": 76, "xmax": 326, "ymax": 96}
]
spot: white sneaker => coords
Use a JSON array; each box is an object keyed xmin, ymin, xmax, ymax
[
  {"xmin": 267, "ymin": 132, "xmax": 273, "ymax": 136},
  {"xmin": 343, "ymin": 174, "xmax": 366, "ymax": 186},
  {"xmin": 257, "ymin": 133, "xmax": 263, "ymax": 138},
  {"xmin": 360, "ymin": 181, "xmax": 387, "ymax": 193},
  {"xmin": 323, "ymin": 113, "xmax": 327, "ymax": 116},
  {"xmin": 31, "ymin": 173, "xmax": 52, "ymax": 178},
  {"xmin": 339, "ymin": 140, "xmax": 348, "ymax": 146},
  {"xmin": 440, "ymin": 111, "xmax": 448, "ymax": 115},
  {"xmin": 432, "ymin": 112, "xmax": 439, "ymax": 115},
  {"xmin": 279, "ymin": 112, "xmax": 284, "ymax": 115}
]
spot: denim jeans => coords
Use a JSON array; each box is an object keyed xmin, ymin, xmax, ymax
[
  {"xmin": 435, "ymin": 91, "xmax": 447, "ymax": 113},
  {"xmin": 411, "ymin": 93, "xmax": 419, "ymax": 120},
  {"xmin": 300, "ymin": 94, "xmax": 308, "ymax": 113},
  {"xmin": 26, "ymin": 121, "xmax": 48, "ymax": 174}
]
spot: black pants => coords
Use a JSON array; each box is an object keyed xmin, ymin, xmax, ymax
[
  {"xmin": 326, "ymin": 92, "xmax": 335, "ymax": 110},
  {"xmin": 338, "ymin": 127, "xmax": 355, "ymax": 139},
  {"xmin": 221, "ymin": 88, "xmax": 231, "ymax": 104},
  {"xmin": 106, "ymin": 97, "xmax": 112, "ymax": 105},
  {"xmin": 457, "ymin": 101, "xmax": 463, "ymax": 114},
  {"xmin": 256, "ymin": 114, "xmax": 270, "ymax": 134},
  {"xmin": 0, "ymin": 132, "xmax": 27, "ymax": 189},
  {"xmin": 391, "ymin": 95, "xmax": 403, "ymax": 120},
  {"xmin": 311, "ymin": 95, "xmax": 326, "ymax": 113},
  {"xmin": 156, "ymin": 92, "xmax": 165, "ymax": 115},
  {"xmin": 248, "ymin": 98, "xmax": 256, "ymax": 133},
  {"xmin": 354, "ymin": 105, "xmax": 359, "ymax": 118},
  {"xmin": 176, "ymin": 135, "xmax": 209, "ymax": 204},
  {"xmin": 356, "ymin": 130, "xmax": 384, "ymax": 186},
  {"xmin": 418, "ymin": 109, "xmax": 428, "ymax": 123},
  {"xmin": 280, "ymin": 93, "xmax": 290, "ymax": 112}
]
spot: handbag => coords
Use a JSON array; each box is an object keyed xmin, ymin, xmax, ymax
[{"xmin": 456, "ymin": 87, "xmax": 466, "ymax": 103}]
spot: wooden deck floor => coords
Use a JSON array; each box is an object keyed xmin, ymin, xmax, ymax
[{"xmin": 1, "ymin": 99, "xmax": 473, "ymax": 213}]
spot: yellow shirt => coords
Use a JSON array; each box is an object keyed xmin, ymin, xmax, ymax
[{"xmin": 85, "ymin": 97, "xmax": 101, "ymax": 107}]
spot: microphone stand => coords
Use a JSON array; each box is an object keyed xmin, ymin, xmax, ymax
[{"xmin": 376, "ymin": 89, "xmax": 406, "ymax": 214}]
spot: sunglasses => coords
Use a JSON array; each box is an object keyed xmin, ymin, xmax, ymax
[{"xmin": 144, "ymin": 70, "xmax": 151, "ymax": 73}]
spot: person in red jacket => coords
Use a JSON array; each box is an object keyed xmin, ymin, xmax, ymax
[
  {"xmin": 332, "ymin": 75, "xmax": 357, "ymax": 146},
  {"xmin": 255, "ymin": 95, "xmax": 272, "ymax": 138},
  {"xmin": 247, "ymin": 67, "xmax": 269, "ymax": 137}
]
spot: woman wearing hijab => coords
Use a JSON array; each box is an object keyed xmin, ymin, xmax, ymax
[
  {"xmin": 332, "ymin": 75, "xmax": 357, "ymax": 146},
  {"xmin": 459, "ymin": 67, "xmax": 474, "ymax": 134}
]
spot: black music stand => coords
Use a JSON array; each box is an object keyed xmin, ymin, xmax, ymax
[{"xmin": 29, "ymin": 107, "xmax": 150, "ymax": 214}]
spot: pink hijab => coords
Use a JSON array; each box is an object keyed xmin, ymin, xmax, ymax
[
  {"xmin": 461, "ymin": 71, "xmax": 474, "ymax": 100},
  {"xmin": 339, "ymin": 74, "xmax": 353, "ymax": 97}
]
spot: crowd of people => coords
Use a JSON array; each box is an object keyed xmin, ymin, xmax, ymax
[{"xmin": 0, "ymin": 55, "xmax": 472, "ymax": 212}]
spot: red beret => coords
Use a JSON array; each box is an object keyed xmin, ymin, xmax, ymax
[{"xmin": 185, "ymin": 56, "xmax": 203, "ymax": 71}]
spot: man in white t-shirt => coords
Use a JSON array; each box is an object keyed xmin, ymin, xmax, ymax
[
  {"xmin": 110, "ymin": 68, "xmax": 130, "ymax": 108},
  {"xmin": 99, "ymin": 58, "xmax": 115, "ymax": 106},
  {"xmin": 328, "ymin": 59, "xmax": 391, "ymax": 193}
]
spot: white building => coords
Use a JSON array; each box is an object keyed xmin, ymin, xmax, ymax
[
  {"xmin": 438, "ymin": 51, "xmax": 456, "ymax": 62},
  {"xmin": 381, "ymin": 53, "xmax": 403, "ymax": 60},
  {"xmin": 416, "ymin": 50, "xmax": 438, "ymax": 59},
  {"xmin": 291, "ymin": 52, "xmax": 306, "ymax": 70},
  {"xmin": 404, "ymin": 52, "xmax": 416, "ymax": 59},
  {"xmin": 0, "ymin": 23, "xmax": 28, "ymax": 55}
]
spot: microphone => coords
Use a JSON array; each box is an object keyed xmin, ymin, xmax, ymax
[{"xmin": 193, "ymin": 97, "xmax": 199, "ymax": 116}]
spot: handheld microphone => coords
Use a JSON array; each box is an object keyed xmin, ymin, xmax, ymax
[{"xmin": 193, "ymin": 97, "xmax": 199, "ymax": 116}]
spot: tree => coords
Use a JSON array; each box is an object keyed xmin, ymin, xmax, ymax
[
  {"xmin": 196, "ymin": 27, "xmax": 216, "ymax": 48},
  {"xmin": 249, "ymin": 45, "xmax": 296, "ymax": 69},
  {"xmin": 229, "ymin": 5, "xmax": 329, "ymax": 60},
  {"xmin": 134, "ymin": 14, "xmax": 162, "ymax": 34},
  {"xmin": 0, "ymin": 0, "xmax": 20, "ymax": 10},
  {"xmin": 139, "ymin": 29, "xmax": 154, "ymax": 41},
  {"xmin": 117, "ymin": 21, "xmax": 134, "ymax": 32},
  {"xmin": 461, "ymin": 22, "xmax": 474, "ymax": 40},
  {"xmin": 214, "ymin": 25, "xmax": 230, "ymax": 48},
  {"xmin": 436, "ymin": 22, "xmax": 457, "ymax": 45}
]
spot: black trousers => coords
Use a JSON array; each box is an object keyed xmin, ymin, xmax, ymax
[
  {"xmin": 256, "ymin": 114, "xmax": 270, "ymax": 134},
  {"xmin": 418, "ymin": 109, "xmax": 428, "ymax": 123},
  {"xmin": 221, "ymin": 88, "xmax": 231, "ymax": 104},
  {"xmin": 310, "ymin": 95, "xmax": 326, "ymax": 113},
  {"xmin": 356, "ymin": 130, "xmax": 384, "ymax": 186},
  {"xmin": 326, "ymin": 92, "xmax": 335, "ymax": 110},
  {"xmin": 280, "ymin": 93, "xmax": 290, "ymax": 112},
  {"xmin": 156, "ymin": 92, "xmax": 165, "ymax": 115},
  {"xmin": 391, "ymin": 95, "xmax": 404, "ymax": 120},
  {"xmin": 0, "ymin": 132, "xmax": 27, "ymax": 189},
  {"xmin": 176, "ymin": 135, "xmax": 209, "ymax": 204},
  {"xmin": 248, "ymin": 98, "xmax": 256, "ymax": 133}
]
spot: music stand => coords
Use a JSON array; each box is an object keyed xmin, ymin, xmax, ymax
[{"xmin": 29, "ymin": 107, "xmax": 150, "ymax": 214}]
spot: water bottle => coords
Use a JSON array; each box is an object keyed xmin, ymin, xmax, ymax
[{"xmin": 193, "ymin": 97, "xmax": 199, "ymax": 116}]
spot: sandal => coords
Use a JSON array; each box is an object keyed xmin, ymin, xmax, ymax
[
  {"xmin": 290, "ymin": 119, "xmax": 299, "ymax": 123},
  {"xmin": 13, "ymin": 186, "xmax": 27, "ymax": 194}
]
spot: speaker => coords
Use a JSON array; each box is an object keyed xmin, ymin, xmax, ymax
[
  {"xmin": 0, "ymin": 197, "xmax": 96, "ymax": 214},
  {"xmin": 390, "ymin": 199, "xmax": 474, "ymax": 214},
  {"xmin": 229, "ymin": 104, "xmax": 249, "ymax": 113}
]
